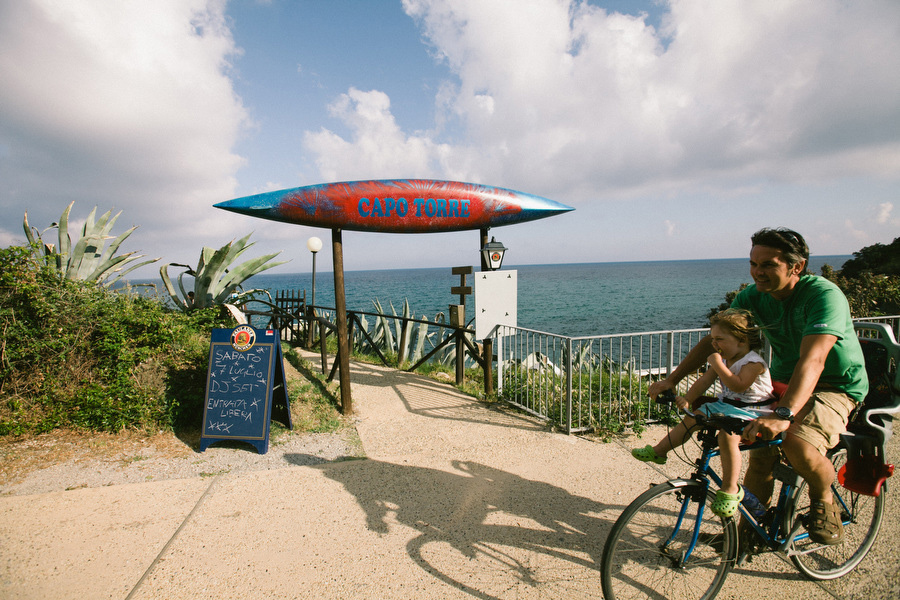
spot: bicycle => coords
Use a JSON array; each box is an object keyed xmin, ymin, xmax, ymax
[{"xmin": 600, "ymin": 321, "xmax": 900, "ymax": 600}]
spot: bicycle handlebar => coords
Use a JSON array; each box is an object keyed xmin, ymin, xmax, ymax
[{"xmin": 655, "ymin": 390, "xmax": 752, "ymax": 436}]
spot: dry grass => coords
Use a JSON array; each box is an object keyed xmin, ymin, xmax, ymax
[{"xmin": 0, "ymin": 353, "xmax": 348, "ymax": 487}]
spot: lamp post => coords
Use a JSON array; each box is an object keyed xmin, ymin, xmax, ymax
[
  {"xmin": 306, "ymin": 236, "xmax": 322, "ymax": 348},
  {"xmin": 307, "ymin": 236, "xmax": 323, "ymax": 305},
  {"xmin": 481, "ymin": 237, "xmax": 507, "ymax": 271}
]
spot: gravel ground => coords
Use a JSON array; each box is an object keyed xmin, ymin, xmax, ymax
[{"xmin": 0, "ymin": 427, "xmax": 364, "ymax": 497}]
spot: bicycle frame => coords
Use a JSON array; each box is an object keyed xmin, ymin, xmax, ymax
[{"xmin": 674, "ymin": 426, "xmax": 802, "ymax": 565}]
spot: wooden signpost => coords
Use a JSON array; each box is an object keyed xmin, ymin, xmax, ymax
[{"xmin": 200, "ymin": 326, "xmax": 291, "ymax": 455}]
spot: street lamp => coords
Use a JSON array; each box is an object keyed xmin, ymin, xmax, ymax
[
  {"xmin": 307, "ymin": 236, "xmax": 323, "ymax": 307},
  {"xmin": 306, "ymin": 237, "xmax": 323, "ymax": 348},
  {"xmin": 481, "ymin": 237, "xmax": 507, "ymax": 271}
]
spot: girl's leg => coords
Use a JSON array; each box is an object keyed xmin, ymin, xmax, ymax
[
  {"xmin": 718, "ymin": 431, "xmax": 742, "ymax": 495},
  {"xmin": 653, "ymin": 415, "xmax": 697, "ymax": 456},
  {"xmin": 710, "ymin": 431, "xmax": 746, "ymax": 517}
]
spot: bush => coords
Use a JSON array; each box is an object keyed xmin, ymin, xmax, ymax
[
  {"xmin": 0, "ymin": 245, "xmax": 233, "ymax": 435},
  {"xmin": 820, "ymin": 265, "xmax": 900, "ymax": 317},
  {"xmin": 839, "ymin": 237, "xmax": 900, "ymax": 278}
]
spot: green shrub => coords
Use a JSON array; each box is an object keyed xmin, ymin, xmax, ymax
[{"xmin": 0, "ymin": 245, "xmax": 232, "ymax": 435}]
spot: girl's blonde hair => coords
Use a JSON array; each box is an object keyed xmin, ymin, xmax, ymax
[{"xmin": 709, "ymin": 308, "xmax": 763, "ymax": 350}]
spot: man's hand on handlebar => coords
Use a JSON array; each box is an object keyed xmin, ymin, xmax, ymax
[
  {"xmin": 648, "ymin": 379, "xmax": 675, "ymax": 400},
  {"xmin": 741, "ymin": 414, "xmax": 791, "ymax": 443},
  {"xmin": 652, "ymin": 388, "xmax": 690, "ymax": 412}
]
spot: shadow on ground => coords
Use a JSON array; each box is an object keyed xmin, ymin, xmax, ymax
[{"xmin": 303, "ymin": 456, "xmax": 625, "ymax": 599}]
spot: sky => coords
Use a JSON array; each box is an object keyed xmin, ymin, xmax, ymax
[{"xmin": 2, "ymin": 0, "xmax": 899, "ymax": 278}]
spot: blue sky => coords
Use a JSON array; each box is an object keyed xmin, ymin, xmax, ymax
[{"xmin": 2, "ymin": 0, "xmax": 899, "ymax": 277}]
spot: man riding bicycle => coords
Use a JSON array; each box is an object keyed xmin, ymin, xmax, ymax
[{"xmin": 649, "ymin": 228, "xmax": 868, "ymax": 544}]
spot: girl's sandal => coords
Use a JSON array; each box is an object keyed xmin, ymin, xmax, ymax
[
  {"xmin": 631, "ymin": 445, "xmax": 667, "ymax": 465},
  {"xmin": 711, "ymin": 487, "xmax": 745, "ymax": 518}
]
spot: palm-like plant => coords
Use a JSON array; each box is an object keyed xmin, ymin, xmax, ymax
[
  {"xmin": 23, "ymin": 202, "xmax": 159, "ymax": 285},
  {"xmin": 160, "ymin": 233, "xmax": 287, "ymax": 312}
]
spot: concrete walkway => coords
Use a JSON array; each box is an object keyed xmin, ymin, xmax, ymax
[{"xmin": 1, "ymin": 356, "xmax": 897, "ymax": 599}]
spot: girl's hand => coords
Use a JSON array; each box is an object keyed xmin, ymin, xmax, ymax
[
  {"xmin": 707, "ymin": 352, "xmax": 726, "ymax": 372},
  {"xmin": 675, "ymin": 396, "xmax": 689, "ymax": 411}
]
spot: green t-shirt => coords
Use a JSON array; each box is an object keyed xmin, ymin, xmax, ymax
[{"xmin": 732, "ymin": 274, "xmax": 868, "ymax": 403}]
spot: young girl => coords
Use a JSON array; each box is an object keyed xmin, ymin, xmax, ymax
[{"xmin": 632, "ymin": 308, "xmax": 775, "ymax": 518}]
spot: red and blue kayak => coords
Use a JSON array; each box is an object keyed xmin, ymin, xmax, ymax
[{"xmin": 214, "ymin": 179, "xmax": 573, "ymax": 233}]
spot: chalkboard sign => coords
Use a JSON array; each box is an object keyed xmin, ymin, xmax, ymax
[{"xmin": 200, "ymin": 326, "xmax": 291, "ymax": 454}]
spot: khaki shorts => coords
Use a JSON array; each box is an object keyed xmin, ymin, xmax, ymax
[
  {"xmin": 751, "ymin": 390, "xmax": 857, "ymax": 457},
  {"xmin": 791, "ymin": 391, "xmax": 857, "ymax": 454}
]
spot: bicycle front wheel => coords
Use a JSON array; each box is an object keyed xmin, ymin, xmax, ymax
[
  {"xmin": 601, "ymin": 480, "xmax": 737, "ymax": 600},
  {"xmin": 787, "ymin": 448, "xmax": 886, "ymax": 580}
]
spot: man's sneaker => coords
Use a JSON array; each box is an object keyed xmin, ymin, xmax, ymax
[
  {"xmin": 807, "ymin": 500, "xmax": 844, "ymax": 545},
  {"xmin": 631, "ymin": 445, "xmax": 667, "ymax": 465}
]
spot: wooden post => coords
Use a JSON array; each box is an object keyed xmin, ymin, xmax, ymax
[
  {"xmin": 479, "ymin": 227, "xmax": 489, "ymax": 271},
  {"xmin": 397, "ymin": 318, "xmax": 409, "ymax": 367},
  {"xmin": 319, "ymin": 323, "xmax": 328, "ymax": 374},
  {"xmin": 483, "ymin": 338, "xmax": 493, "ymax": 396},
  {"xmin": 450, "ymin": 304, "xmax": 465, "ymax": 385},
  {"xmin": 332, "ymin": 228, "xmax": 353, "ymax": 414}
]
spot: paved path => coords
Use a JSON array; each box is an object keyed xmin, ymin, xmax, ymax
[{"xmin": 1, "ymin": 355, "xmax": 898, "ymax": 599}]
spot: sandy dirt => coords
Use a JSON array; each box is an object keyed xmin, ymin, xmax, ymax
[{"xmin": 1, "ymin": 352, "xmax": 898, "ymax": 599}]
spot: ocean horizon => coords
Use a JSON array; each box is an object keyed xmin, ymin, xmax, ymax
[
  {"xmin": 234, "ymin": 255, "xmax": 852, "ymax": 337},
  {"xmin": 131, "ymin": 255, "xmax": 851, "ymax": 338}
]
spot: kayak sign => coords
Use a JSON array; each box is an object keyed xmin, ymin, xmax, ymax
[{"xmin": 215, "ymin": 179, "xmax": 573, "ymax": 234}]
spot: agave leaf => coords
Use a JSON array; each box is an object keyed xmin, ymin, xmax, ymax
[
  {"xmin": 214, "ymin": 253, "xmax": 287, "ymax": 303},
  {"xmin": 176, "ymin": 271, "xmax": 192, "ymax": 307},
  {"xmin": 56, "ymin": 202, "xmax": 74, "ymax": 266},
  {"xmin": 103, "ymin": 256, "xmax": 160, "ymax": 286},
  {"xmin": 193, "ymin": 243, "xmax": 234, "ymax": 307},
  {"xmin": 159, "ymin": 264, "xmax": 189, "ymax": 311},
  {"xmin": 396, "ymin": 299, "xmax": 414, "ymax": 362},
  {"xmin": 222, "ymin": 303, "xmax": 248, "ymax": 325},
  {"xmin": 375, "ymin": 300, "xmax": 394, "ymax": 352},
  {"xmin": 201, "ymin": 233, "xmax": 254, "ymax": 301},
  {"xmin": 68, "ymin": 206, "xmax": 103, "ymax": 277},
  {"xmin": 85, "ymin": 221, "xmax": 136, "ymax": 281},
  {"xmin": 412, "ymin": 320, "xmax": 430, "ymax": 362},
  {"xmin": 65, "ymin": 233, "xmax": 103, "ymax": 279},
  {"xmin": 80, "ymin": 206, "xmax": 99, "ymax": 237},
  {"xmin": 22, "ymin": 212, "xmax": 37, "ymax": 246}
]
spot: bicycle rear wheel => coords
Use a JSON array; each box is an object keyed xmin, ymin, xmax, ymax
[
  {"xmin": 601, "ymin": 480, "xmax": 737, "ymax": 600},
  {"xmin": 786, "ymin": 448, "xmax": 885, "ymax": 579}
]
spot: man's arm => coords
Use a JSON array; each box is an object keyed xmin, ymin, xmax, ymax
[
  {"xmin": 648, "ymin": 336, "xmax": 716, "ymax": 399},
  {"xmin": 743, "ymin": 334, "xmax": 837, "ymax": 439}
]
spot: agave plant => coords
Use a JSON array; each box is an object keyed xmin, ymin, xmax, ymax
[
  {"xmin": 23, "ymin": 202, "xmax": 159, "ymax": 286},
  {"xmin": 160, "ymin": 233, "xmax": 287, "ymax": 312}
]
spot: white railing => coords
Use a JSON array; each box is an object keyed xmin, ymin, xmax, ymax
[{"xmin": 495, "ymin": 316, "xmax": 900, "ymax": 434}]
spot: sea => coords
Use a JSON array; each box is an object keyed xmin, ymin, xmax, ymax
[{"xmin": 223, "ymin": 255, "xmax": 851, "ymax": 338}]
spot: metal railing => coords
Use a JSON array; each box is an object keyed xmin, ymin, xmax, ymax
[
  {"xmin": 248, "ymin": 291, "xmax": 492, "ymax": 389},
  {"xmin": 247, "ymin": 291, "xmax": 899, "ymax": 435},
  {"xmin": 495, "ymin": 315, "xmax": 900, "ymax": 434}
]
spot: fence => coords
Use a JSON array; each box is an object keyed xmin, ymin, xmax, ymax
[
  {"xmin": 249, "ymin": 292, "xmax": 899, "ymax": 436},
  {"xmin": 495, "ymin": 315, "xmax": 900, "ymax": 434},
  {"xmin": 247, "ymin": 291, "xmax": 490, "ymax": 389}
]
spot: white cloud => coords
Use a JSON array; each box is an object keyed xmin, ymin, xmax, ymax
[
  {"xmin": 308, "ymin": 0, "xmax": 900, "ymax": 202},
  {"xmin": 845, "ymin": 219, "xmax": 868, "ymax": 242},
  {"xmin": 877, "ymin": 202, "xmax": 893, "ymax": 224},
  {"xmin": 0, "ymin": 0, "xmax": 249, "ymax": 262},
  {"xmin": 664, "ymin": 220, "xmax": 676, "ymax": 237},
  {"xmin": 303, "ymin": 88, "xmax": 447, "ymax": 181}
]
